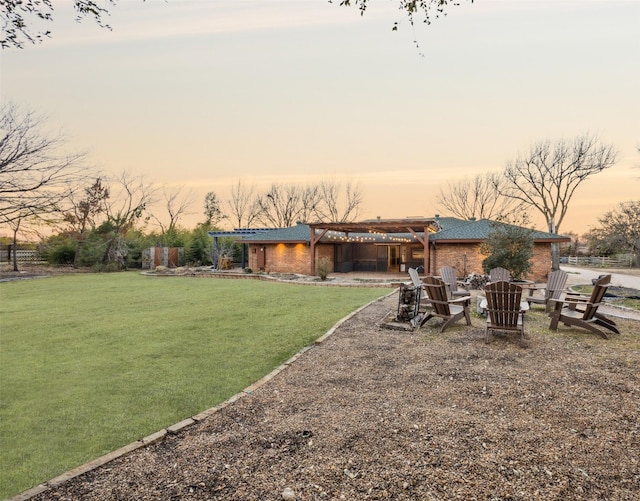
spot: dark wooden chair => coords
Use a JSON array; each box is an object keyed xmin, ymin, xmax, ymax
[
  {"xmin": 489, "ymin": 267, "xmax": 511, "ymax": 283},
  {"xmin": 439, "ymin": 266, "xmax": 469, "ymax": 298},
  {"xmin": 484, "ymin": 280, "xmax": 525, "ymax": 343},
  {"xmin": 419, "ymin": 276, "xmax": 471, "ymax": 332},
  {"xmin": 527, "ymin": 269, "xmax": 568, "ymax": 312},
  {"xmin": 548, "ymin": 274, "xmax": 620, "ymax": 339}
]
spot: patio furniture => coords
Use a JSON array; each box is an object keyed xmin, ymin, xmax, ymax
[
  {"xmin": 489, "ymin": 267, "xmax": 511, "ymax": 283},
  {"xmin": 439, "ymin": 266, "xmax": 469, "ymax": 298},
  {"xmin": 548, "ymin": 274, "xmax": 620, "ymax": 339},
  {"xmin": 527, "ymin": 269, "xmax": 568, "ymax": 312},
  {"xmin": 407, "ymin": 267, "xmax": 432, "ymax": 313},
  {"xmin": 484, "ymin": 280, "xmax": 525, "ymax": 343},
  {"xmin": 408, "ymin": 267, "xmax": 423, "ymax": 289},
  {"xmin": 419, "ymin": 276, "xmax": 471, "ymax": 332}
]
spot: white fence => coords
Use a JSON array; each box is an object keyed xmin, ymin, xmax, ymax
[
  {"xmin": 0, "ymin": 248, "xmax": 42, "ymax": 264},
  {"xmin": 565, "ymin": 255, "xmax": 635, "ymax": 268}
]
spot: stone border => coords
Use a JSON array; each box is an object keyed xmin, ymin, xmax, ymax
[
  {"xmin": 140, "ymin": 270, "xmax": 402, "ymax": 288},
  {"xmin": 8, "ymin": 291, "xmax": 396, "ymax": 501}
]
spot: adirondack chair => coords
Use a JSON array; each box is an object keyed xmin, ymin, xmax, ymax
[
  {"xmin": 419, "ymin": 276, "xmax": 471, "ymax": 332},
  {"xmin": 407, "ymin": 267, "xmax": 432, "ymax": 312},
  {"xmin": 439, "ymin": 266, "xmax": 469, "ymax": 298},
  {"xmin": 548, "ymin": 274, "xmax": 620, "ymax": 339},
  {"xmin": 484, "ymin": 281, "xmax": 525, "ymax": 343},
  {"xmin": 527, "ymin": 269, "xmax": 569, "ymax": 312},
  {"xmin": 489, "ymin": 267, "xmax": 511, "ymax": 283}
]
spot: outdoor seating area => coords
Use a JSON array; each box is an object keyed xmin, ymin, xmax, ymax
[
  {"xmin": 549, "ymin": 274, "xmax": 620, "ymax": 339},
  {"xmin": 418, "ymin": 275, "xmax": 472, "ymax": 332},
  {"xmin": 484, "ymin": 280, "xmax": 525, "ymax": 344},
  {"xmin": 399, "ymin": 268, "xmax": 622, "ymax": 342},
  {"xmin": 526, "ymin": 269, "xmax": 569, "ymax": 312}
]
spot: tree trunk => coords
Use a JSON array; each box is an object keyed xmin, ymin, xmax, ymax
[
  {"xmin": 550, "ymin": 243, "xmax": 560, "ymax": 271},
  {"xmin": 73, "ymin": 238, "xmax": 84, "ymax": 268},
  {"xmin": 12, "ymin": 234, "xmax": 19, "ymax": 272},
  {"xmin": 547, "ymin": 219, "xmax": 559, "ymax": 271}
]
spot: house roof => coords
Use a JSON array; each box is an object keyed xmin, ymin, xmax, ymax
[
  {"xmin": 234, "ymin": 218, "xmax": 570, "ymax": 244},
  {"xmin": 240, "ymin": 223, "xmax": 312, "ymax": 243},
  {"xmin": 430, "ymin": 218, "xmax": 571, "ymax": 243}
]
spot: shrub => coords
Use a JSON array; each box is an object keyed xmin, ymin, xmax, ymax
[
  {"xmin": 316, "ymin": 257, "xmax": 333, "ymax": 281},
  {"xmin": 481, "ymin": 222, "xmax": 534, "ymax": 280}
]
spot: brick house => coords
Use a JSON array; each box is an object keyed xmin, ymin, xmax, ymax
[{"xmin": 233, "ymin": 217, "xmax": 570, "ymax": 282}]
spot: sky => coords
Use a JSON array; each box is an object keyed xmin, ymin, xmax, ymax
[{"xmin": 1, "ymin": 0, "xmax": 639, "ymax": 236}]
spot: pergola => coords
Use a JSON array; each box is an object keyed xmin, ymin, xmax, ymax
[{"xmin": 308, "ymin": 218, "xmax": 440, "ymax": 275}]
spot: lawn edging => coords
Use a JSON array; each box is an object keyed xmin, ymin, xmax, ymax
[{"xmin": 8, "ymin": 290, "xmax": 396, "ymax": 501}]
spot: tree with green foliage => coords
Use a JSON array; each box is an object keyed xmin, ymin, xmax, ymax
[
  {"xmin": 336, "ymin": 0, "xmax": 472, "ymax": 31},
  {"xmin": 481, "ymin": 222, "xmax": 534, "ymax": 281},
  {"xmin": 2, "ymin": 1, "xmax": 472, "ymax": 49},
  {"xmin": 203, "ymin": 191, "xmax": 225, "ymax": 227},
  {"xmin": 184, "ymin": 225, "xmax": 213, "ymax": 266},
  {"xmin": 63, "ymin": 177, "xmax": 109, "ymax": 267}
]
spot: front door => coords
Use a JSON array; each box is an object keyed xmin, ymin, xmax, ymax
[
  {"xmin": 387, "ymin": 245, "xmax": 401, "ymax": 272},
  {"xmin": 257, "ymin": 246, "xmax": 266, "ymax": 270}
]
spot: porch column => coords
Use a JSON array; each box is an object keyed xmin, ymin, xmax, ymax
[
  {"xmin": 309, "ymin": 227, "xmax": 329, "ymax": 275},
  {"xmin": 423, "ymin": 229, "xmax": 430, "ymax": 274}
]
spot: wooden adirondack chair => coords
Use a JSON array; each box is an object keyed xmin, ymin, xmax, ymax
[
  {"xmin": 419, "ymin": 276, "xmax": 471, "ymax": 332},
  {"xmin": 489, "ymin": 267, "xmax": 511, "ymax": 283},
  {"xmin": 439, "ymin": 266, "xmax": 469, "ymax": 298},
  {"xmin": 548, "ymin": 274, "xmax": 620, "ymax": 339},
  {"xmin": 484, "ymin": 281, "xmax": 525, "ymax": 343},
  {"xmin": 527, "ymin": 269, "xmax": 569, "ymax": 312}
]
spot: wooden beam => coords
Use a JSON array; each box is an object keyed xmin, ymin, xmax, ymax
[{"xmin": 310, "ymin": 228, "xmax": 329, "ymax": 275}]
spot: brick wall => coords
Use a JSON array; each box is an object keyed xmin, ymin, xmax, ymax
[
  {"xmin": 248, "ymin": 241, "xmax": 555, "ymax": 281},
  {"xmin": 432, "ymin": 242, "xmax": 553, "ymax": 282},
  {"xmin": 247, "ymin": 243, "xmax": 335, "ymax": 275}
]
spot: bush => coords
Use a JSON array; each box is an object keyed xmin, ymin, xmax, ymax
[
  {"xmin": 481, "ymin": 223, "xmax": 534, "ymax": 280},
  {"xmin": 316, "ymin": 257, "xmax": 333, "ymax": 281},
  {"xmin": 47, "ymin": 244, "xmax": 76, "ymax": 265}
]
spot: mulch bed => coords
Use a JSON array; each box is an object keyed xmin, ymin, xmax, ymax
[{"xmin": 28, "ymin": 293, "xmax": 639, "ymax": 501}]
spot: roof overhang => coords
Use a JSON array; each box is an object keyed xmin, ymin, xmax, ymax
[{"xmin": 308, "ymin": 218, "xmax": 439, "ymax": 235}]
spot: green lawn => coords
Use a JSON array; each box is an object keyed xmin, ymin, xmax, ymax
[{"xmin": 0, "ymin": 272, "xmax": 391, "ymax": 499}]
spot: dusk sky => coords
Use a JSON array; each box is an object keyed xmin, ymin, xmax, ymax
[{"xmin": 1, "ymin": 0, "xmax": 638, "ymax": 236}]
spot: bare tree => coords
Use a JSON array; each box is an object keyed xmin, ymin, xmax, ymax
[
  {"xmin": 436, "ymin": 172, "xmax": 523, "ymax": 221},
  {"xmin": 150, "ymin": 185, "xmax": 194, "ymax": 234},
  {"xmin": 100, "ymin": 171, "xmax": 155, "ymax": 267},
  {"xmin": 313, "ymin": 179, "xmax": 363, "ymax": 223},
  {"xmin": 255, "ymin": 183, "xmax": 304, "ymax": 228},
  {"xmin": 226, "ymin": 180, "xmax": 258, "ymax": 229},
  {"xmin": 251, "ymin": 179, "xmax": 365, "ymax": 228},
  {"xmin": 500, "ymin": 133, "xmax": 617, "ymax": 269},
  {"xmin": 0, "ymin": 102, "xmax": 88, "ymax": 270}
]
